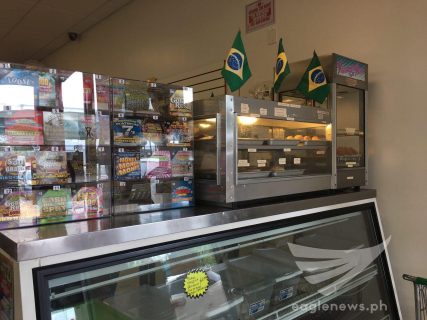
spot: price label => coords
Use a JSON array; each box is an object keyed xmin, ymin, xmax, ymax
[
  {"xmin": 283, "ymin": 148, "xmax": 291, "ymax": 152},
  {"xmin": 4, "ymin": 189, "xmax": 12, "ymax": 195},
  {"xmin": 98, "ymin": 146, "xmax": 105, "ymax": 152},
  {"xmin": 345, "ymin": 128, "xmax": 356, "ymax": 135},
  {"xmin": 53, "ymin": 185, "xmax": 61, "ymax": 191},
  {"xmin": 238, "ymin": 159, "xmax": 250, "ymax": 167},
  {"xmin": 51, "ymin": 146, "xmax": 59, "ymax": 152},
  {"xmin": 153, "ymin": 115, "xmax": 159, "ymax": 120},
  {"xmin": 294, "ymin": 158, "xmax": 301, "ymax": 165},
  {"xmin": 279, "ymin": 158, "xmax": 287, "ymax": 165},
  {"xmin": 97, "ymin": 183, "xmax": 104, "ymax": 189},
  {"xmin": 95, "ymin": 74, "xmax": 102, "ymax": 80},
  {"xmin": 1, "ymin": 63, "xmax": 11, "ymax": 69},
  {"xmin": 257, "ymin": 159, "xmax": 267, "ymax": 164},
  {"xmin": 347, "ymin": 176, "xmax": 354, "ymax": 180},
  {"xmin": 120, "ymin": 181, "xmax": 126, "ymax": 186},
  {"xmin": 274, "ymin": 107, "xmax": 287, "ymax": 118},
  {"xmin": 74, "ymin": 145, "xmax": 82, "ymax": 152},
  {"xmin": 248, "ymin": 148, "xmax": 257, "ymax": 153},
  {"xmin": 181, "ymin": 117, "xmax": 187, "ymax": 122},
  {"xmin": 4, "ymin": 146, "xmax": 12, "ymax": 152},
  {"xmin": 52, "ymin": 108, "xmax": 60, "ymax": 114},
  {"xmin": 183, "ymin": 147, "xmax": 188, "ymax": 151},
  {"xmin": 241, "ymin": 103, "xmax": 250, "ymax": 114},
  {"xmin": 260, "ymin": 108, "xmax": 268, "ymax": 116},
  {"xmin": 32, "ymin": 145, "xmax": 40, "ymax": 151},
  {"xmin": 257, "ymin": 163, "xmax": 266, "ymax": 167},
  {"xmin": 4, "ymin": 105, "xmax": 11, "ymax": 111},
  {"xmin": 150, "ymin": 82, "xmax": 157, "ymax": 88},
  {"xmin": 286, "ymin": 117, "xmax": 295, "ymax": 121},
  {"xmin": 118, "ymin": 113, "xmax": 124, "ymax": 118},
  {"xmin": 316, "ymin": 150, "xmax": 326, "ymax": 155},
  {"xmin": 118, "ymin": 148, "xmax": 124, "ymax": 153},
  {"xmin": 118, "ymin": 79, "xmax": 125, "ymax": 84},
  {"xmin": 184, "ymin": 177, "xmax": 190, "ymax": 181}
]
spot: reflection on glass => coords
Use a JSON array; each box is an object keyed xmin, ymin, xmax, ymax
[
  {"xmin": 0, "ymin": 85, "xmax": 34, "ymax": 110},
  {"xmin": 62, "ymin": 72, "xmax": 84, "ymax": 112},
  {"xmin": 45, "ymin": 209, "xmax": 396, "ymax": 320}
]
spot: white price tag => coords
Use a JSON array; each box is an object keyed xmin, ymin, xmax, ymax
[
  {"xmin": 183, "ymin": 147, "xmax": 188, "ymax": 151},
  {"xmin": 257, "ymin": 159, "xmax": 267, "ymax": 164},
  {"xmin": 283, "ymin": 148, "xmax": 291, "ymax": 152},
  {"xmin": 153, "ymin": 115, "xmax": 159, "ymax": 120},
  {"xmin": 49, "ymin": 68, "xmax": 57, "ymax": 74},
  {"xmin": 286, "ymin": 117, "xmax": 295, "ymax": 121},
  {"xmin": 4, "ymin": 147, "xmax": 12, "ymax": 152},
  {"xmin": 181, "ymin": 117, "xmax": 187, "ymax": 121},
  {"xmin": 97, "ymin": 183, "xmax": 104, "ymax": 189},
  {"xmin": 248, "ymin": 148, "xmax": 257, "ymax": 153},
  {"xmin": 53, "ymin": 185, "xmax": 60, "ymax": 191},
  {"xmin": 279, "ymin": 158, "xmax": 287, "ymax": 165},
  {"xmin": 120, "ymin": 181, "xmax": 126, "ymax": 186},
  {"xmin": 95, "ymin": 74, "xmax": 102, "ymax": 80},
  {"xmin": 257, "ymin": 163, "xmax": 266, "ymax": 167},
  {"xmin": 118, "ymin": 113, "xmax": 124, "ymax": 118},
  {"xmin": 4, "ymin": 189, "xmax": 12, "ymax": 195},
  {"xmin": 347, "ymin": 176, "xmax": 354, "ymax": 180},
  {"xmin": 119, "ymin": 79, "xmax": 125, "ymax": 84},
  {"xmin": 118, "ymin": 148, "xmax": 124, "ymax": 153},
  {"xmin": 150, "ymin": 82, "xmax": 157, "ymax": 87},
  {"xmin": 51, "ymin": 146, "xmax": 59, "ymax": 152},
  {"xmin": 274, "ymin": 107, "xmax": 287, "ymax": 117},
  {"xmin": 184, "ymin": 177, "xmax": 190, "ymax": 181},
  {"xmin": 345, "ymin": 128, "xmax": 356, "ymax": 135},
  {"xmin": 98, "ymin": 147, "xmax": 105, "ymax": 152},
  {"xmin": 294, "ymin": 158, "xmax": 301, "ymax": 165},
  {"xmin": 52, "ymin": 108, "xmax": 60, "ymax": 114},
  {"xmin": 238, "ymin": 159, "xmax": 250, "ymax": 167},
  {"xmin": 74, "ymin": 145, "xmax": 82, "ymax": 152},
  {"xmin": 241, "ymin": 103, "xmax": 250, "ymax": 114},
  {"xmin": 316, "ymin": 150, "xmax": 326, "ymax": 155},
  {"xmin": 32, "ymin": 145, "xmax": 40, "ymax": 151},
  {"xmin": 260, "ymin": 108, "xmax": 267, "ymax": 116}
]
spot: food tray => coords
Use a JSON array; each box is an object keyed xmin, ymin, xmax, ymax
[
  {"xmin": 270, "ymin": 169, "xmax": 305, "ymax": 177},
  {"xmin": 265, "ymin": 139, "xmax": 300, "ymax": 146},
  {"xmin": 303, "ymin": 140, "xmax": 328, "ymax": 146},
  {"xmin": 238, "ymin": 138, "xmax": 265, "ymax": 146},
  {"xmin": 239, "ymin": 171, "xmax": 271, "ymax": 179}
]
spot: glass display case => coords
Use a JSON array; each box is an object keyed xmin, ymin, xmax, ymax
[
  {"xmin": 34, "ymin": 200, "xmax": 399, "ymax": 320},
  {"xmin": 278, "ymin": 53, "xmax": 368, "ymax": 189},
  {"xmin": 194, "ymin": 96, "xmax": 332, "ymax": 204},
  {"xmin": 0, "ymin": 62, "xmax": 194, "ymax": 229},
  {"xmin": 110, "ymin": 78, "xmax": 194, "ymax": 214},
  {"xmin": 0, "ymin": 62, "xmax": 112, "ymax": 229}
]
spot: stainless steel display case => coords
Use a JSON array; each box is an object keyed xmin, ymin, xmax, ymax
[
  {"xmin": 0, "ymin": 189, "xmax": 402, "ymax": 319},
  {"xmin": 279, "ymin": 53, "xmax": 368, "ymax": 189},
  {"xmin": 194, "ymin": 96, "xmax": 332, "ymax": 204}
]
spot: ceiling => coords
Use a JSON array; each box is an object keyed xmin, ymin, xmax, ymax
[{"xmin": 0, "ymin": 0, "xmax": 132, "ymax": 63}]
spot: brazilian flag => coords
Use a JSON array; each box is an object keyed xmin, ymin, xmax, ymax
[
  {"xmin": 297, "ymin": 51, "xmax": 330, "ymax": 103},
  {"xmin": 273, "ymin": 38, "xmax": 290, "ymax": 93},
  {"xmin": 221, "ymin": 31, "xmax": 252, "ymax": 92}
]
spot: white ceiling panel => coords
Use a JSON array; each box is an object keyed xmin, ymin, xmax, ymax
[{"xmin": 0, "ymin": 0, "xmax": 132, "ymax": 63}]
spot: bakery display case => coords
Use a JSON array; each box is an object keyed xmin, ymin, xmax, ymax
[
  {"xmin": 26, "ymin": 192, "xmax": 400, "ymax": 320},
  {"xmin": 0, "ymin": 62, "xmax": 112, "ymax": 229},
  {"xmin": 279, "ymin": 53, "xmax": 368, "ymax": 189},
  {"xmin": 194, "ymin": 95, "xmax": 332, "ymax": 204},
  {"xmin": 110, "ymin": 78, "xmax": 194, "ymax": 214}
]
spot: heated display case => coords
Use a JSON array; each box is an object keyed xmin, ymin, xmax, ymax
[
  {"xmin": 0, "ymin": 62, "xmax": 194, "ymax": 229},
  {"xmin": 279, "ymin": 53, "xmax": 368, "ymax": 189},
  {"xmin": 194, "ymin": 96, "xmax": 332, "ymax": 204},
  {"xmin": 0, "ymin": 190, "xmax": 397, "ymax": 319}
]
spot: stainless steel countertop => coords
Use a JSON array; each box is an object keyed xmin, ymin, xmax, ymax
[{"xmin": 0, "ymin": 189, "xmax": 376, "ymax": 261}]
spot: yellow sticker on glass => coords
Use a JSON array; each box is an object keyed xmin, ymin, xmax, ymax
[{"xmin": 183, "ymin": 270, "xmax": 209, "ymax": 299}]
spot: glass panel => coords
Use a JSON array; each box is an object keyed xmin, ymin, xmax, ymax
[
  {"xmin": 194, "ymin": 118, "xmax": 217, "ymax": 179},
  {"xmin": 0, "ymin": 63, "xmax": 111, "ymax": 229},
  {"xmin": 336, "ymin": 85, "xmax": 365, "ymax": 168},
  {"xmin": 237, "ymin": 116, "xmax": 331, "ymax": 180},
  {"xmin": 46, "ymin": 209, "xmax": 396, "ymax": 320},
  {"xmin": 111, "ymin": 79, "xmax": 194, "ymax": 214}
]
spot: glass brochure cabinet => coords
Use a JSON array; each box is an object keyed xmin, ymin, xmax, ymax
[
  {"xmin": 34, "ymin": 202, "xmax": 399, "ymax": 320},
  {"xmin": 0, "ymin": 63, "xmax": 193, "ymax": 229}
]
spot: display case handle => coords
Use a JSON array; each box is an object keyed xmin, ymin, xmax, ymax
[{"xmin": 216, "ymin": 113, "xmax": 221, "ymax": 186}]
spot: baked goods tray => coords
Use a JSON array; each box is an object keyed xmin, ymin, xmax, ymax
[
  {"xmin": 239, "ymin": 171, "xmax": 272, "ymax": 179},
  {"xmin": 238, "ymin": 139, "xmax": 266, "ymax": 146},
  {"xmin": 303, "ymin": 140, "xmax": 328, "ymax": 146},
  {"xmin": 265, "ymin": 139, "xmax": 300, "ymax": 146},
  {"xmin": 270, "ymin": 169, "xmax": 305, "ymax": 177}
]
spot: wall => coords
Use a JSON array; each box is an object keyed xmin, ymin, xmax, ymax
[{"xmin": 44, "ymin": 0, "xmax": 427, "ymax": 317}]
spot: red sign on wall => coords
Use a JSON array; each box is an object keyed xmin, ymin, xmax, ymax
[{"xmin": 246, "ymin": 0, "xmax": 275, "ymax": 33}]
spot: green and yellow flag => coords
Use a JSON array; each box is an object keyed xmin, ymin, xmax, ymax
[
  {"xmin": 297, "ymin": 51, "xmax": 330, "ymax": 103},
  {"xmin": 221, "ymin": 31, "xmax": 252, "ymax": 92},
  {"xmin": 273, "ymin": 38, "xmax": 290, "ymax": 93}
]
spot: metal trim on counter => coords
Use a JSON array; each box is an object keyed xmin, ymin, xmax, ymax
[{"xmin": 0, "ymin": 189, "xmax": 376, "ymax": 261}]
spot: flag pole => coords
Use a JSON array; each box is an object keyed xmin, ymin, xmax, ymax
[{"xmin": 272, "ymin": 67, "xmax": 276, "ymax": 101}]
